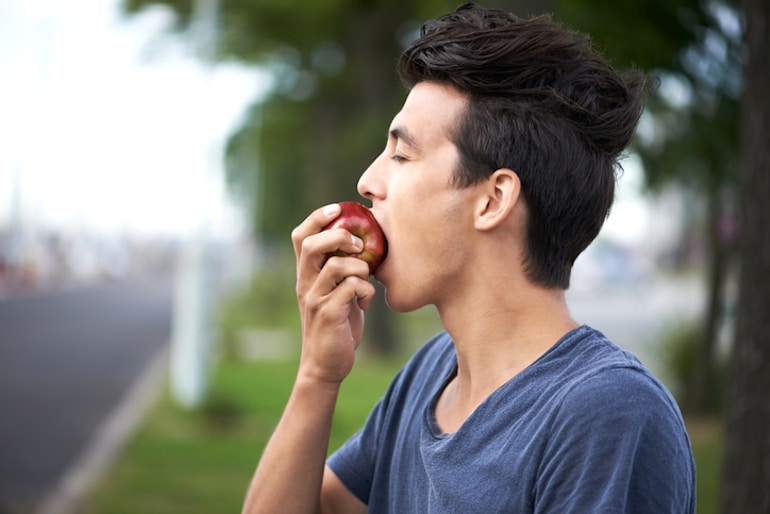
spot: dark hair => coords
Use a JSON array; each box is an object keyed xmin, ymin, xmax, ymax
[{"xmin": 398, "ymin": 3, "xmax": 652, "ymax": 289}]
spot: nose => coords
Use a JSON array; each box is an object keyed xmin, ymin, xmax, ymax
[{"xmin": 357, "ymin": 152, "xmax": 386, "ymax": 202}]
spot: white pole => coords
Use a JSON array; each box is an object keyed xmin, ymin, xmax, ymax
[
  {"xmin": 169, "ymin": 0, "xmax": 220, "ymax": 408},
  {"xmin": 170, "ymin": 233, "xmax": 215, "ymax": 408}
]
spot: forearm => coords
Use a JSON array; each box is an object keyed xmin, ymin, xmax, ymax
[
  {"xmin": 242, "ymin": 375, "xmax": 340, "ymax": 514},
  {"xmin": 244, "ymin": 203, "xmax": 374, "ymax": 513}
]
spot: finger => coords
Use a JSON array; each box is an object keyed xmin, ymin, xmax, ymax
[
  {"xmin": 301, "ymin": 271, "xmax": 374, "ymax": 345},
  {"xmin": 296, "ymin": 233, "xmax": 365, "ymax": 301},
  {"xmin": 291, "ymin": 203, "xmax": 341, "ymax": 259},
  {"xmin": 301, "ymin": 229, "xmax": 365, "ymax": 266},
  {"xmin": 356, "ymin": 286, "xmax": 375, "ymax": 311},
  {"xmin": 325, "ymin": 274, "xmax": 376, "ymax": 314},
  {"xmin": 313, "ymin": 255, "xmax": 371, "ymax": 295}
]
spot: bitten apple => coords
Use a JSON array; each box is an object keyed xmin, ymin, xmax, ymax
[{"xmin": 322, "ymin": 201, "xmax": 388, "ymax": 275}]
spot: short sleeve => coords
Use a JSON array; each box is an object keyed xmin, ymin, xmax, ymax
[
  {"xmin": 534, "ymin": 366, "xmax": 696, "ymax": 514},
  {"xmin": 327, "ymin": 333, "xmax": 456, "ymax": 508},
  {"xmin": 327, "ymin": 391, "xmax": 388, "ymax": 505}
]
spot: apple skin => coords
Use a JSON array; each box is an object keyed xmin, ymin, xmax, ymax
[{"xmin": 322, "ymin": 201, "xmax": 388, "ymax": 275}]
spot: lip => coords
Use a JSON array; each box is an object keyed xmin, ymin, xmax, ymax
[
  {"xmin": 370, "ymin": 210, "xmax": 389, "ymax": 280},
  {"xmin": 373, "ymin": 248, "xmax": 387, "ymax": 277}
]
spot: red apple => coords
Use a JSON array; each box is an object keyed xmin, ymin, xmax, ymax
[{"xmin": 322, "ymin": 201, "xmax": 387, "ymax": 275}]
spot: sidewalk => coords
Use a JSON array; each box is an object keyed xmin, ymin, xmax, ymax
[{"xmin": 34, "ymin": 347, "xmax": 169, "ymax": 514}]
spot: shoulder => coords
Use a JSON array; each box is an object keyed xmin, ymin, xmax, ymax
[
  {"xmin": 542, "ymin": 326, "xmax": 694, "ymax": 476},
  {"xmin": 554, "ymin": 365, "xmax": 687, "ymax": 443},
  {"xmin": 550, "ymin": 326, "xmax": 683, "ymax": 426},
  {"xmin": 535, "ymin": 329, "xmax": 695, "ymax": 512}
]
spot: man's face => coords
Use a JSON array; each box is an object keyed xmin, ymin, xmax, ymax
[{"xmin": 357, "ymin": 81, "xmax": 478, "ymax": 312}]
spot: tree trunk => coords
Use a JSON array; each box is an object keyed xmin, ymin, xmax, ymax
[
  {"xmin": 344, "ymin": 2, "xmax": 408, "ymax": 357},
  {"xmin": 721, "ymin": 0, "xmax": 770, "ymax": 510},
  {"xmin": 686, "ymin": 188, "xmax": 726, "ymax": 414}
]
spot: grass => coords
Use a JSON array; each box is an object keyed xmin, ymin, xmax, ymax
[
  {"xmin": 85, "ymin": 268, "xmax": 723, "ymax": 512},
  {"xmin": 85, "ymin": 356, "xmax": 403, "ymax": 513},
  {"xmin": 687, "ymin": 417, "xmax": 724, "ymax": 514},
  {"xmin": 86, "ymin": 354, "xmax": 724, "ymax": 514}
]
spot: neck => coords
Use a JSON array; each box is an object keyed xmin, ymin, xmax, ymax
[
  {"xmin": 434, "ymin": 274, "xmax": 578, "ymax": 432},
  {"xmin": 444, "ymin": 284, "xmax": 576, "ymax": 377}
]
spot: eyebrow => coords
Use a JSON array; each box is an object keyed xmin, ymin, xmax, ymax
[{"xmin": 389, "ymin": 126, "xmax": 421, "ymax": 152}]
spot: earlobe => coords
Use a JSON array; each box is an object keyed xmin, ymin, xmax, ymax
[{"xmin": 474, "ymin": 169, "xmax": 521, "ymax": 231}]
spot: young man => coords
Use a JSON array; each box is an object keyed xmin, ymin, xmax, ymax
[{"xmin": 243, "ymin": 3, "xmax": 696, "ymax": 513}]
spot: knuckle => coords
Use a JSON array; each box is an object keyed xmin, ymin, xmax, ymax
[
  {"xmin": 324, "ymin": 255, "xmax": 344, "ymax": 274},
  {"xmin": 290, "ymin": 225, "xmax": 302, "ymax": 244},
  {"xmin": 299, "ymin": 235, "xmax": 315, "ymax": 255}
]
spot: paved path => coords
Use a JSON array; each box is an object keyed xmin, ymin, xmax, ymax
[{"xmin": 0, "ymin": 276, "xmax": 173, "ymax": 513}]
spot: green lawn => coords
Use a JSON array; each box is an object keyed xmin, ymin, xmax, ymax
[
  {"xmin": 86, "ymin": 353, "xmax": 723, "ymax": 513},
  {"xmin": 85, "ymin": 356, "xmax": 402, "ymax": 513},
  {"xmin": 688, "ymin": 417, "xmax": 724, "ymax": 514},
  {"xmin": 85, "ymin": 271, "xmax": 722, "ymax": 512}
]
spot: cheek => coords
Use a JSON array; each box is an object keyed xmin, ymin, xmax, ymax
[
  {"xmin": 386, "ymin": 166, "xmax": 466, "ymax": 260},
  {"xmin": 392, "ymin": 193, "xmax": 467, "ymax": 270}
]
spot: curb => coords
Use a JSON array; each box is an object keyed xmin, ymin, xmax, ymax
[{"xmin": 34, "ymin": 345, "xmax": 170, "ymax": 514}]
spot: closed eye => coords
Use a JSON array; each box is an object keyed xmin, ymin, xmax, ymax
[{"xmin": 391, "ymin": 154, "xmax": 407, "ymax": 163}]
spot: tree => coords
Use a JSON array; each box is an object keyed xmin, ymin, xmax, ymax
[
  {"xmin": 720, "ymin": 0, "xmax": 770, "ymax": 508},
  {"xmin": 558, "ymin": 0, "xmax": 743, "ymax": 415},
  {"xmin": 122, "ymin": 0, "xmax": 552, "ymax": 355}
]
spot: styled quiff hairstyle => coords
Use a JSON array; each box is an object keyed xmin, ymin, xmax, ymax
[{"xmin": 398, "ymin": 3, "xmax": 651, "ymax": 289}]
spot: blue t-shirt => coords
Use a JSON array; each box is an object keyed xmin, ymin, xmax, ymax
[{"xmin": 328, "ymin": 325, "xmax": 696, "ymax": 513}]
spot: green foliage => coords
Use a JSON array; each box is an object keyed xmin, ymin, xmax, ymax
[
  {"xmin": 122, "ymin": 0, "xmax": 562, "ymax": 354},
  {"xmin": 657, "ymin": 319, "xmax": 727, "ymax": 412},
  {"xmin": 122, "ymin": 0, "xmax": 555, "ymax": 244},
  {"xmin": 216, "ymin": 255, "xmax": 443, "ymax": 359},
  {"xmin": 558, "ymin": 0, "xmax": 743, "ymax": 422},
  {"xmin": 217, "ymin": 261, "xmax": 300, "ymax": 358},
  {"xmin": 659, "ymin": 320, "xmax": 701, "ymax": 398},
  {"xmin": 557, "ymin": 0, "xmax": 742, "ymax": 193},
  {"xmin": 558, "ymin": 0, "xmax": 704, "ymax": 70}
]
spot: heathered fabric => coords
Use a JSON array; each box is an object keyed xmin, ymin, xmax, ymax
[{"xmin": 328, "ymin": 325, "xmax": 696, "ymax": 513}]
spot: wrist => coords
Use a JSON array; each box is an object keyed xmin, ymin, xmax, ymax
[
  {"xmin": 294, "ymin": 366, "xmax": 345, "ymax": 396},
  {"xmin": 296, "ymin": 347, "xmax": 355, "ymax": 387}
]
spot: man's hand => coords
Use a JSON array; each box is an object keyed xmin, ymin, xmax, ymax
[
  {"xmin": 291, "ymin": 203, "xmax": 377, "ymax": 385},
  {"xmin": 242, "ymin": 204, "xmax": 377, "ymax": 514}
]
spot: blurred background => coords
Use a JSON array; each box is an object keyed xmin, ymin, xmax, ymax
[{"xmin": 0, "ymin": 0, "xmax": 763, "ymax": 513}]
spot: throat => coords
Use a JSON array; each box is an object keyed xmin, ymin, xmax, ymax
[
  {"xmin": 434, "ymin": 376, "xmax": 465, "ymax": 434},
  {"xmin": 433, "ymin": 373, "xmax": 493, "ymax": 434}
]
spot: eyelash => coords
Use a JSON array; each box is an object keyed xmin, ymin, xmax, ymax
[{"xmin": 391, "ymin": 154, "xmax": 406, "ymax": 163}]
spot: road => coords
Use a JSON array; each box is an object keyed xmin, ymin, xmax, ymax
[{"xmin": 0, "ymin": 276, "xmax": 174, "ymax": 513}]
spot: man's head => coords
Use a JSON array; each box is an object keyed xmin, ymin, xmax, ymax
[{"xmin": 398, "ymin": 2, "xmax": 651, "ymax": 289}]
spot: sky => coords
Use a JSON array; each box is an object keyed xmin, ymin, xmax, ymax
[
  {"xmin": 0, "ymin": 0, "xmax": 268, "ymax": 239},
  {"xmin": 0, "ymin": 0, "xmax": 657, "ymax": 247}
]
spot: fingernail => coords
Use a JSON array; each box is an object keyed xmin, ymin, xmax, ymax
[
  {"xmin": 323, "ymin": 203, "xmax": 340, "ymax": 217},
  {"xmin": 352, "ymin": 235, "xmax": 364, "ymax": 249}
]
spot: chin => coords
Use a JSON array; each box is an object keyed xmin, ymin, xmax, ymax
[{"xmin": 382, "ymin": 286, "xmax": 428, "ymax": 314}]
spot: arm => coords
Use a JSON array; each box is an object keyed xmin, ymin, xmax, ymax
[{"xmin": 242, "ymin": 204, "xmax": 374, "ymax": 514}]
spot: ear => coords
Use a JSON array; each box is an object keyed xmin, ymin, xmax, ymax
[{"xmin": 473, "ymin": 168, "xmax": 521, "ymax": 232}]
